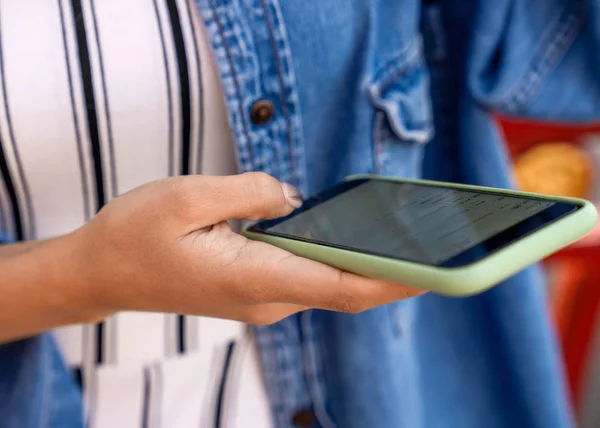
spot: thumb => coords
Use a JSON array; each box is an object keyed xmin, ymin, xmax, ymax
[{"xmin": 188, "ymin": 172, "xmax": 303, "ymax": 225}]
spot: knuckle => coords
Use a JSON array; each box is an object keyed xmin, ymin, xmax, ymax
[
  {"xmin": 245, "ymin": 172, "xmax": 277, "ymax": 196},
  {"xmin": 164, "ymin": 178, "xmax": 197, "ymax": 220}
]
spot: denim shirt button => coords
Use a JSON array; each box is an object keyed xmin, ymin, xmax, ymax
[
  {"xmin": 250, "ymin": 99, "xmax": 275, "ymax": 125},
  {"xmin": 291, "ymin": 408, "xmax": 316, "ymax": 426}
]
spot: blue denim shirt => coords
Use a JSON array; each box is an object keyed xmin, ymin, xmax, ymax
[{"xmin": 2, "ymin": 0, "xmax": 599, "ymax": 427}]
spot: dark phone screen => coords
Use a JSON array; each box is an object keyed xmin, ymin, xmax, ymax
[{"xmin": 249, "ymin": 179, "xmax": 579, "ymax": 267}]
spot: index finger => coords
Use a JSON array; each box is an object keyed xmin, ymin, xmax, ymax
[{"xmin": 171, "ymin": 172, "xmax": 301, "ymax": 228}]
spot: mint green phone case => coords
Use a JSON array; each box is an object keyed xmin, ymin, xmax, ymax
[{"xmin": 242, "ymin": 175, "xmax": 598, "ymax": 297}]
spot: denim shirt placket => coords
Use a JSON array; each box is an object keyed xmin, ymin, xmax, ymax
[
  {"xmin": 196, "ymin": 0, "xmax": 306, "ymax": 189},
  {"xmin": 196, "ymin": 0, "xmax": 326, "ymax": 427}
]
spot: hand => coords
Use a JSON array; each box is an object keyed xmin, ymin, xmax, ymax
[{"xmin": 68, "ymin": 172, "xmax": 425, "ymax": 325}]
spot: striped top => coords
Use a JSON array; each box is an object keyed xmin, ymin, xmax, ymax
[{"xmin": 0, "ymin": 0, "xmax": 272, "ymax": 427}]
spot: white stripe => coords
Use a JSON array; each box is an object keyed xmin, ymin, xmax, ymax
[
  {"xmin": 113, "ymin": 312, "xmax": 167, "ymax": 364},
  {"xmin": 103, "ymin": 315, "xmax": 119, "ymax": 364},
  {"xmin": 82, "ymin": 323, "xmax": 99, "ymax": 426},
  {"xmin": 195, "ymin": 8, "xmax": 238, "ymax": 177},
  {"xmin": 198, "ymin": 318, "xmax": 244, "ymax": 352},
  {"xmin": 92, "ymin": 363, "xmax": 146, "ymax": 428},
  {"xmin": 160, "ymin": 350, "xmax": 213, "ymax": 428},
  {"xmin": 154, "ymin": 0, "xmax": 182, "ymax": 176},
  {"xmin": 164, "ymin": 314, "xmax": 179, "ymax": 358},
  {"xmin": 184, "ymin": 314, "xmax": 199, "ymax": 352},
  {"xmin": 148, "ymin": 363, "xmax": 163, "ymax": 428},
  {"xmin": 53, "ymin": 326, "xmax": 85, "ymax": 367}
]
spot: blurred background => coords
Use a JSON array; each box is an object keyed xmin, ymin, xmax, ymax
[{"xmin": 498, "ymin": 116, "xmax": 600, "ymax": 427}]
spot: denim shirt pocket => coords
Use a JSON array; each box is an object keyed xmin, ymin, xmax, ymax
[
  {"xmin": 467, "ymin": 1, "xmax": 597, "ymax": 121},
  {"xmin": 365, "ymin": 37, "xmax": 434, "ymax": 179}
]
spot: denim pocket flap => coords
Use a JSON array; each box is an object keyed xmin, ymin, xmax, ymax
[{"xmin": 366, "ymin": 37, "xmax": 434, "ymax": 145}]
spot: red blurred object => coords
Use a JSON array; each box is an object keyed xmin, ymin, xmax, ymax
[
  {"xmin": 546, "ymin": 253, "xmax": 600, "ymax": 405},
  {"xmin": 497, "ymin": 116, "xmax": 600, "ymax": 409},
  {"xmin": 498, "ymin": 116, "xmax": 600, "ymax": 158}
]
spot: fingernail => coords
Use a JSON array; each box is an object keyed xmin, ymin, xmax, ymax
[{"xmin": 282, "ymin": 183, "xmax": 303, "ymax": 208}]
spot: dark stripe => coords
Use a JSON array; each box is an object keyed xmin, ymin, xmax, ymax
[
  {"xmin": 58, "ymin": 0, "xmax": 91, "ymax": 221},
  {"xmin": 165, "ymin": 0, "xmax": 192, "ymax": 175},
  {"xmin": 167, "ymin": 0, "xmax": 192, "ymax": 352},
  {"xmin": 214, "ymin": 341, "xmax": 235, "ymax": 428},
  {"xmin": 184, "ymin": 0, "xmax": 204, "ymax": 172},
  {"xmin": 177, "ymin": 314, "xmax": 185, "ymax": 354},
  {"xmin": 71, "ymin": 0, "xmax": 105, "ymax": 211},
  {"xmin": 95, "ymin": 323, "xmax": 104, "ymax": 364},
  {"xmin": 71, "ymin": 0, "xmax": 107, "ymax": 363},
  {"xmin": 0, "ymin": 189, "xmax": 6, "ymax": 234},
  {"xmin": 89, "ymin": 0, "xmax": 117, "ymax": 198},
  {"xmin": 71, "ymin": 367, "xmax": 84, "ymax": 390},
  {"xmin": 141, "ymin": 367, "xmax": 151, "ymax": 428},
  {"xmin": 0, "ymin": 137, "xmax": 22, "ymax": 240},
  {"xmin": 151, "ymin": 0, "xmax": 174, "ymax": 176},
  {"xmin": 0, "ymin": 6, "xmax": 34, "ymax": 240}
]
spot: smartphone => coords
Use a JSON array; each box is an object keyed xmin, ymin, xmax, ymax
[{"xmin": 242, "ymin": 175, "xmax": 598, "ymax": 296}]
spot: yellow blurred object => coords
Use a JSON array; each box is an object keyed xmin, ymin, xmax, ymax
[{"xmin": 513, "ymin": 142, "xmax": 592, "ymax": 198}]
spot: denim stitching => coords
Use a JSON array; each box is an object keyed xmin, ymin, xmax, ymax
[
  {"xmin": 301, "ymin": 311, "xmax": 338, "ymax": 428},
  {"xmin": 365, "ymin": 35, "xmax": 433, "ymax": 146},
  {"xmin": 259, "ymin": 0, "xmax": 306, "ymax": 190},
  {"xmin": 373, "ymin": 111, "xmax": 384, "ymax": 174},
  {"xmin": 258, "ymin": 0, "xmax": 295, "ymax": 175},
  {"xmin": 369, "ymin": 37, "xmax": 424, "ymax": 96},
  {"xmin": 206, "ymin": 0, "xmax": 255, "ymax": 165},
  {"xmin": 498, "ymin": 6, "xmax": 582, "ymax": 112},
  {"xmin": 256, "ymin": 318, "xmax": 314, "ymax": 428}
]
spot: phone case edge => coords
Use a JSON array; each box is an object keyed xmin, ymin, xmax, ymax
[{"xmin": 243, "ymin": 176, "xmax": 598, "ymax": 296}]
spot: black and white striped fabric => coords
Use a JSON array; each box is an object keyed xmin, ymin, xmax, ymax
[{"xmin": 0, "ymin": 1, "xmax": 272, "ymax": 426}]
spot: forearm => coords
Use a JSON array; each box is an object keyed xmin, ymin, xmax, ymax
[
  {"xmin": 0, "ymin": 236, "xmax": 109, "ymax": 343},
  {"xmin": 0, "ymin": 239, "xmax": 46, "ymax": 257}
]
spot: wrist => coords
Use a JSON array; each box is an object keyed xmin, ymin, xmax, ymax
[
  {"xmin": 0, "ymin": 234, "xmax": 112, "ymax": 342},
  {"xmin": 63, "ymin": 225, "xmax": 132, "ymax": 317},
  {"xmin": 25, "ymin": 234, "xmax": 113, "ymax": 325}
]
